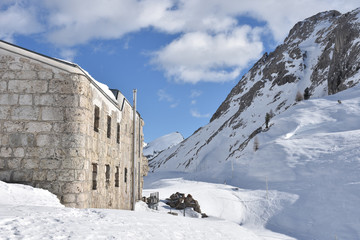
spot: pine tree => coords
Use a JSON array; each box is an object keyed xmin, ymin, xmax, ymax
[
  {"xmin": 265, "ymin": 112, "xmax": 271, "ymax": 128},
  {"xmin": 253, "ymin": 137, "xmax": 259, "ymax": 152}
]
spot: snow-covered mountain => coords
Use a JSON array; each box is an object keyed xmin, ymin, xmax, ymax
[
  {"xmin": 151, "ymin": 8, "xmax": 360, "ymax": 171},
  {"xmin": 143, "ymin": 132, "xmax": 184, "ymax": 161},
  {"xmin": 149, "ymin": 8, "xmax": 360, "ymax": 240}
]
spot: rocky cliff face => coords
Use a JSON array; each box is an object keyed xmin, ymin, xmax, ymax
[{"xmin": 150, "ymin": 8, "xmax": 360, "ymax": 172}]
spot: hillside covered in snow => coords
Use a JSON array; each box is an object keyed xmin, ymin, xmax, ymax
[
  {"xmin": 143, "ymin": 132, "xmax": 184, "ymax": 161},
  {"xmin": 149, "ymin": 8, "xmax": 360, "ymax": 240}
]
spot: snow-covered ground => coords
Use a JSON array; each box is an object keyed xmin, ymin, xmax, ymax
[
  {"xmin": 150, "ymin": 84, "xmax": 360, "ymax": 239},
  {"xmin": 2, "ymin": 86, "xmax": 360, "ymax": 240},
  {"xmin": 0, "ymin": 179, "xmax": 297, "ymax": 239},
  {"xmin": 144, "ymin": 177, "xmax": 298, "ymax": 239},
  {"xmin": 2, "ymin": 85, "xmax": 360, "ymax": 239}
]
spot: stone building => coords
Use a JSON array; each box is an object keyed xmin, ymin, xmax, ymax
[{"xmin": 0, "ymin": 40, "xmax": 148, "ymax": 209}]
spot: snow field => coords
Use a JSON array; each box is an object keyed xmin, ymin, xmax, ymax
[
  {"xmin": 0, "ymin": 179, "xmax": 296, "ymax": 240},
  {"xmin": 149, "ymin": 84, "xmax": 360, "ymax": 239}
]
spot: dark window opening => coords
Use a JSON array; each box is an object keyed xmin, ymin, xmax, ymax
[
  {"xmin": 107, "ymin": 116, "xmax": 111, "ymax": 138},
  {"xmin": 116, "ymin": 123, "xmax": 120, "ymax": 144},
  {"xmin": 115, "ymin": 166, "xmax": 119, "ymax": 187},
  {"xmin": 105, "ymin": 164, "xmax": 110, "ymax": 183},
  {"xmin": 124, "ymin": 167, "xmax": 128, "ymax": 183},
  {"xmin": 92, "ymin": 163, "xmax": 97, "ymax": 190},
  {"xmin": 94, "ymin": 106, "xmax": 100, "ymax": 132}
]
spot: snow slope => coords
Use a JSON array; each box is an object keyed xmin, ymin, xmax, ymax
[
  {"xmin": 148, "ymin": 85, "xmax": 360, "ymax": 239},
  {"xmin": 0, "ymin": 180, "xmax": 296, "ymax": 239},
  {"xmin": 144, "ymin": 177, "xmax": 297, "ymax": 240},
  {"xmin": 144, "ymin": 132, "xmax": 184, "ymax": 161},
  {"xmin": 149, "ymin": 9, "xmax": 360, "ymax": 239},
  {"xmin": 151, "ymin": 8, "xmax": 360, "ymax": 174}
]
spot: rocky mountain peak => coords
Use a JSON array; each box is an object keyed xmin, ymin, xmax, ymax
[
  {"xmin": 150, "ymin": 8, "xmax": 360, "ymax": 172},
  {"xmin": 212, "ymin": 8, "xmax": 360, "ymax": 124}
]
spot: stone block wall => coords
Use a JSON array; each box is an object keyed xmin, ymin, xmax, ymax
[
  {"xmin": 0, "ymin": 44, "xmax": 147, "ymax": 210},
  {"xmin": 0, "ymin": 52, "xmax": 89, "ymax": 206}
]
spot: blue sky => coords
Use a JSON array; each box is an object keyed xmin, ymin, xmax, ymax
[{"xmin": 1, "ymin": 0, "xmax": 359, "ymax": 142}]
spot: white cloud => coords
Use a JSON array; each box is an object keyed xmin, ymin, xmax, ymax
[
  {"xmin": 170, "ymin": 102, "xmax": 179, "ymax": 108},
  {"xmin": 191, "ymin": 109, "xmax": 210, "ymax": 118},
  {"xmin": 2, "ymin": 0, "xmax": 360, "ymax": 83},
  {"xmin": 157, "ymin": 89, "xmax": 174, "ymax": 102},
  {"xmin": 151, "ymin": 26, "xmax": 264, "ymax": 83},
  {"xmin": 59, "ymin": 48, "xmax": 77, "ymax": 62},
  {"xmin": 190, "ymin": 90, "xmax": 201, "ymax": 105},
  {"xmin": 43, "ymin": 0, "xmax": 174, "ymax": 46},
  {"xmin": 157, "ymin": 89, "xmax": 179, "ymax": 108},
  {"xmin": 190, "ymin": 90, "xmax": 202, "ymax": 98},
  {"xmin": 0, "ymin": 1, "xmax": 43, "ymax": 42}
]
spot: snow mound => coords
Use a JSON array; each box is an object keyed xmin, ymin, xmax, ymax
[
  {"xmin": 0, "ymin": 180, "xmax": 273, "ymax": 239},
  {"xmin": 144, "ymin": 177, "xmax": 298, "ymax": 239},
  {"xmin": 0, "ymin": 181, "xmax": 63, "ymax": 207}
]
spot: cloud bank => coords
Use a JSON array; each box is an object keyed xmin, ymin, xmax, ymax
[{"xmin": 1, "ymin": 0, "xmax": 359, "ymax": 83}]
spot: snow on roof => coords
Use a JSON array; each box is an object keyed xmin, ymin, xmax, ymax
[{"xmin": 78, "ymin": 67, "xmax": 117, "ymax": 102}]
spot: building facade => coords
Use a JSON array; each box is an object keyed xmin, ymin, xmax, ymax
[{"xmin": 0, "ymin": 40, "xmax": 148, "ymax": 209}]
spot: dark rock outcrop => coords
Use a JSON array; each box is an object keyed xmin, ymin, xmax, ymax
[{"xmin": 166, "ymin": 192, "xmax": 202, "ymax": 214}]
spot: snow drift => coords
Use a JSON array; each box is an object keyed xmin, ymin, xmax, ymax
[{"xmin": 0, "ymin": 180, "xmax": 296, "ymax": 239}]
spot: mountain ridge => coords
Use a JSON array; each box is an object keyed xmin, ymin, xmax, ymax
[
  {"xmin": 143, "ymin": 132, "xmax": 184, "ymax": 162},
  {"xmin": 150, "ymin": 7, "xmax": 360, "ymax": 171},
  {"xmin": 147, "ymin": 8, "xmax": 360, "ymax": 239}
]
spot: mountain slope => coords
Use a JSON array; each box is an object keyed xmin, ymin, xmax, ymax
[
  {"xmin": 150, "ymin": 8, "xmax": 360, "ymax": 172},
  {"xmin": 143, "ymin": 132, "xmax": 184, "ymax": 161},
  {"xmin": 148, "ymin": 77, "xmax": 360, "ymax": 240},
  {"xmin": 148, "ymin": 8, "xmax": 360, "ymax": 240}
]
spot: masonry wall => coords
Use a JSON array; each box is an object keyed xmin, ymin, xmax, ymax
[{"xmin": 0, "ymin": 46, "xmax": 147, "ymax": 209}]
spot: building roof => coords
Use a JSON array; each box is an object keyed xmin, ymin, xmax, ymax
[{"xmin": 0, "ymin": 40, "xmax": 122, "ymax": 110}]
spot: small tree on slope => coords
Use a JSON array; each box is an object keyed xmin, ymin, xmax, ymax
[
  {"xmin": 253, "ymin": 137, "xmax": 259, "ymax": 152},
  {"xmin": 304, "ymin": 87, "xmax": 311, "ymax": 100},
  {"xmin": 265, "ymin": 112, "xmax": 271, "ymax": 128}
]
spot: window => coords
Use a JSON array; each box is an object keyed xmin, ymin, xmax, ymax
[
  {"xmin": 107, "ymin": 116, "xmax": 111, "ymax": 138},
  {"xmin": 124, "ymin": 167, "xmax": 128, "ymax": 183},
  {"xmin": 92, "ymin": 163, "xmax": 97, "ymax": 190},
  {"xmin": 115, "ymin": 166, "xmax": 119, "ymax": 187},
  {"xmin": 94, "ymin": 106, "xmax": 100, "ymax": 132},
  {"xmin": 105, "ymin": 164, "xmax": 110, "ymax": 183},
  {"xmin": 116, "ymin": 123, "xmax": 120, "ymax": 144}
]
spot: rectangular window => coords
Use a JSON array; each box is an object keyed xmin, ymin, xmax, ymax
[
  {"xmin": 115, "ymin": 166, "xmax": 119, "ymax": 187},
  {"xmin": 124, "ymin": 167, "xmax": 127, "ymax": 183},
  {"xmin": 94, "ymin": 106, "xmax": 100, "ymax": 132},
  {"xmin": 116, "ymin": 123, "xmax": 120, "ymax": 144},
  {"xmin": 105, "ymin": 164, "xmax": 110, "ymax": 183},
  {"xmin": 92, "ymin": 163, "xmax": 97, "ymax": 190},
  {"xmin": 107, "ymin": 116, "xmax": 111, "ymax": 138}
]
